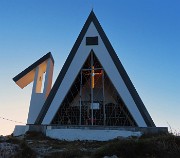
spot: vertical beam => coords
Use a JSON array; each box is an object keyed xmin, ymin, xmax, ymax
[
  {"xmin": 32, "ymin": 66, "xmax": 43, "ymax": 93},
  {"xmin": 28, "ymin": 58, "xmax": 54, "ymax": 124},
  {"xmin": 79, "ymin": 70, "xmax": 82, "ymax": 125},
  {"xmin": 102, "ymin": 70, "xmax": 106, "ymax": 126},
  {"xmin": 91, "ymin": 52, "xmax": 94, "ymax": 126},
  {"xmin": 91, "ymin": 66, "xmax": 95, "ymax": 88},
  {"xmin": 43, "ymin": 58, "xmax": 54, "ymax": 98},
  {"xmin": 28, "ymin": 65, "xmax": 44, "ymax": 124}
]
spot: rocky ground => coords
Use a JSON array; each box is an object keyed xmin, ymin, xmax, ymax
[
  {"xmin": 0, "ymin": 136, "xmax": 19, "ymax": 158},
  {"xmin": 0, "ymin": 132, "xmax": 180, "ymax": 158}
]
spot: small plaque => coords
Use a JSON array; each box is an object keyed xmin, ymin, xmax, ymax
[{"xmin": 91, "ymin": 103, "xmax": 100, "ymax": 109}]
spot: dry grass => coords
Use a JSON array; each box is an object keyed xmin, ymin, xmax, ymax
[
  {"xmin": 5, "ymin": 131, "xmax": 180, "ymax": 158},
  {"xmin": 93, "ymin": 133, "xmax": 180, "ymax": 158}
]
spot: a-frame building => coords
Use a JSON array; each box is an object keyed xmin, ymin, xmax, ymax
[
  {"xmin": 35, "ymin": 11, "xmax": 155, "ymax": 127},
  {"xmin": 13, "ymin": 11, "xmax": 167, "ymax": 140}
]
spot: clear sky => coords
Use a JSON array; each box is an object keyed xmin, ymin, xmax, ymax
[{"xmin": 0, "ymin": 0, "xmax": 179, "ymax": 135}]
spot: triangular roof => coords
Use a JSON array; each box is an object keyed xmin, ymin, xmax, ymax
[
  {"xmin": 13, "ymin": 52, "xmax": 54, "ymax": 89},
  {"xmin": 35, "ymin": 11, "xmax": 155, "ymax": 127}
]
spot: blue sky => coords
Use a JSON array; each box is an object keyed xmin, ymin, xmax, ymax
[{"xmin": 0, "ymin": 0, "xmax": 179, "ymax": 135}]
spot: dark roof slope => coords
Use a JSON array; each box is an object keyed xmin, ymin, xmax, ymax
[{"xmin": 35, "ymin": 11, "xmax": 155, "ymax": 127}]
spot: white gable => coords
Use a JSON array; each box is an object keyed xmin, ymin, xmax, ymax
[{"xmin": 42, "ymin": 22, "xmax": 147, "ymax": 127}]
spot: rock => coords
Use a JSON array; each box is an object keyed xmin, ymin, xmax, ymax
[
  {"xmin": 0, "ymin": 136, "xmax": 7, "ymax": 142},
  {"xmin": 0, "ymin": 142, "xmax": 20, "ymax": 158},
  {"xmin": 104, "ymin": 155, "xmax": 118, "ymax": 158},
  {"xmin": 117, "ymin": 136, "xmax": 126, "ymax": 140}
]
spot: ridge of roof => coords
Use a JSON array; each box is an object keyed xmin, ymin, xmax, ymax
[{"xmin": 35, "ymin": 11, "xmax": 155, "ymax": 127}]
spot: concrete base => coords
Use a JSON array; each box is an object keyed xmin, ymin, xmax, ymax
[
  {"xmin": 13, "ymin": 125, "xmax": 29, "ymax": 137},
  {"xmin": 46, "ymin": 128, "xmax": 141, "ymax": 141},
  {"xmin": 13, "ymin": 125, "xmax": 168, "ymax": 141},
  {"xmin": 45, "ymin": 126, "xmax": 168, "ymax": 141}
]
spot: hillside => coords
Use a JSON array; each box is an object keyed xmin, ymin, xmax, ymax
[{"xmin": 0, "ymin": 132, "xmax": 180, "ymax": 158}]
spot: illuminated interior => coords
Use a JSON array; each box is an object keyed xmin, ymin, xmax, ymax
[{"xmin": 52, "ymin": 51, "xmax": 137, "ymax": 126}]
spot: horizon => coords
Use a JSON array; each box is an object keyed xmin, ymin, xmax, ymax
[{"xmin": 0, "ymin": 0, "xmax": 180, "ymax": 135}]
